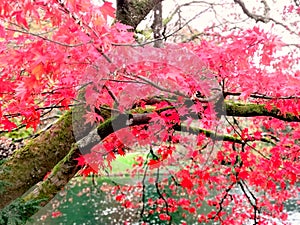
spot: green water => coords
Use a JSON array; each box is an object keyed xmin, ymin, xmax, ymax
[
  {"xmin": 26, "ymin": 154, "xmax": 299, "ymax": 224},
  {"xmin": 26, "ymin": 177, "xmax": 299, "ymax": 225}
]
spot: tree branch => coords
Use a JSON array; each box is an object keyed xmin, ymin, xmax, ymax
[
  {"xmin": 233, "ymin": 0, "xmax": 270, "ymax": 23},
  {"xmin": 225, "ymin": 101, "xmax": 300, "ymax": 122},
  {"xmin": 234, "ymin": 0, "xmax": 299, "ymax": 37},
  {"xmin": 1, "ymin": 98, "xmax": 295, "ymax": 214},
  {"xmin": 224, "ymin": 91, "xmax": 300, "ymax": 100}
]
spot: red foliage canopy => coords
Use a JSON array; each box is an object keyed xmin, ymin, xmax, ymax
[{"xmin": 0, "ymin": 0, "xmax": 299, "ymax": 224}]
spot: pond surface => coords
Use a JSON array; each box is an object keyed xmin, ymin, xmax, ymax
[{"xmin": 26, "ymin": 177, "xmax": 299, "ymax": 225}]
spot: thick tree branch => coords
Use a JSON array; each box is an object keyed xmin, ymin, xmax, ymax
[
  {"xmin": 225, "ymin": 101, "xmax": 300, "ymax": 122},
  {"xmin": 3, "ymin": 98, "xmax": 289, "ymax": 217},
  {"xmin": 95, "ymin": 107, "xmax": 276, "ymax": 145},
  {"xmin": 224, "ymin": 91, "xmax": 300, "ymax": 100},
  {"xmin": 1, "ymin": 98, "xmax": 296, "ymax": 214},
  {"xmin": 134, "ymin": 96, "xmax": 300, "ymax": 123}
]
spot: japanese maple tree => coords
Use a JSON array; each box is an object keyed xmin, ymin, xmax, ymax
[{"xmin": 0, "ymin": 0, "xmax": 299, "ymax": 225}]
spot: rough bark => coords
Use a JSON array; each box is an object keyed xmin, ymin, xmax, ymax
[
  {"xmin": 116, "ymin": 0, "xmax": 163, "ymax": 28},
  {"xmin": 151, "ymin": 1, "xmax": 163, "ymax": 47},
  {"xmin": 0, "ymin": 111, "xmax": 75, "ymax": 209},
  {"xmin": 22, "ymin": 144, "xmax": 81, "ymax": 206}
]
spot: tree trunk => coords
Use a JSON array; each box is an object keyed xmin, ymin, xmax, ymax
[
  {"xmin": 0, "ymin": 111, "xmax": 75, "ymax": 209},
  {"xmin": 116, "ymin": 0, "xmax": 163, "ymax": 29},
  {"xmin": 151, "ymin": 1, "xmax": 163, "ymax": 47},
  {"xmin": 0, "ymin": 0, "xmax": 162, "ymax": 212},
  {"xmin": 22, "ymin": 144, "xmax": 81, "ymax": 206},
  {"xmin": 2, "ymin": 0, "xmax": 297, "ymax": 221}
]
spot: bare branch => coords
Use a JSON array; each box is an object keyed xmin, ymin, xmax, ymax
[
  {"xmin": 234, "ymin": 0, "xmax": 270, "ymax": 23},
  {"xmin": 6, "ymin": 28, "xmax": 89, "ymax": 48},
  {"xmin": 261, "ymin": 0, "xmax": 270, "ymax": 17},
  {"xmin": 234, "ymin": 0, "xmax": 299, "ymax": 37}
]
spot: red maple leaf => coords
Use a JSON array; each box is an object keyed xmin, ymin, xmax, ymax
[
  {"xmin": 75, "ymin": 155, "xmax": 86, "ymax": 167},
  {"xmin": 181, "ymin": 177, "xmax": 194, "ymax": 190},
  {"xmin": 100, "ymin": 2, "xmax": 115, "ymax": 21}
]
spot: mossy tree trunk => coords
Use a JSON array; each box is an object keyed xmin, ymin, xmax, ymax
[
  {"xmin": 0, "ymin": 0, "xmax": 161, "ymax": 214},
  {"xmin": 0, "ymin": 111, "xmax": 75, "ymax": 209},
  {"xmin": 1, "ymin": 0, "xmax": 298, "ymax": 221}
]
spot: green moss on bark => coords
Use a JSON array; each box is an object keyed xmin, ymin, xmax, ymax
[
  {"xmin": 0, "ymin": 111, "xmax": 76, "ymax": 209},
  {"xmin": 22, "ymin": 144, "xmax": 81, "ymax": 206},
  {"xmin": 225, "ymin": 101, "xmax": 300, "ymax": 122}
]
